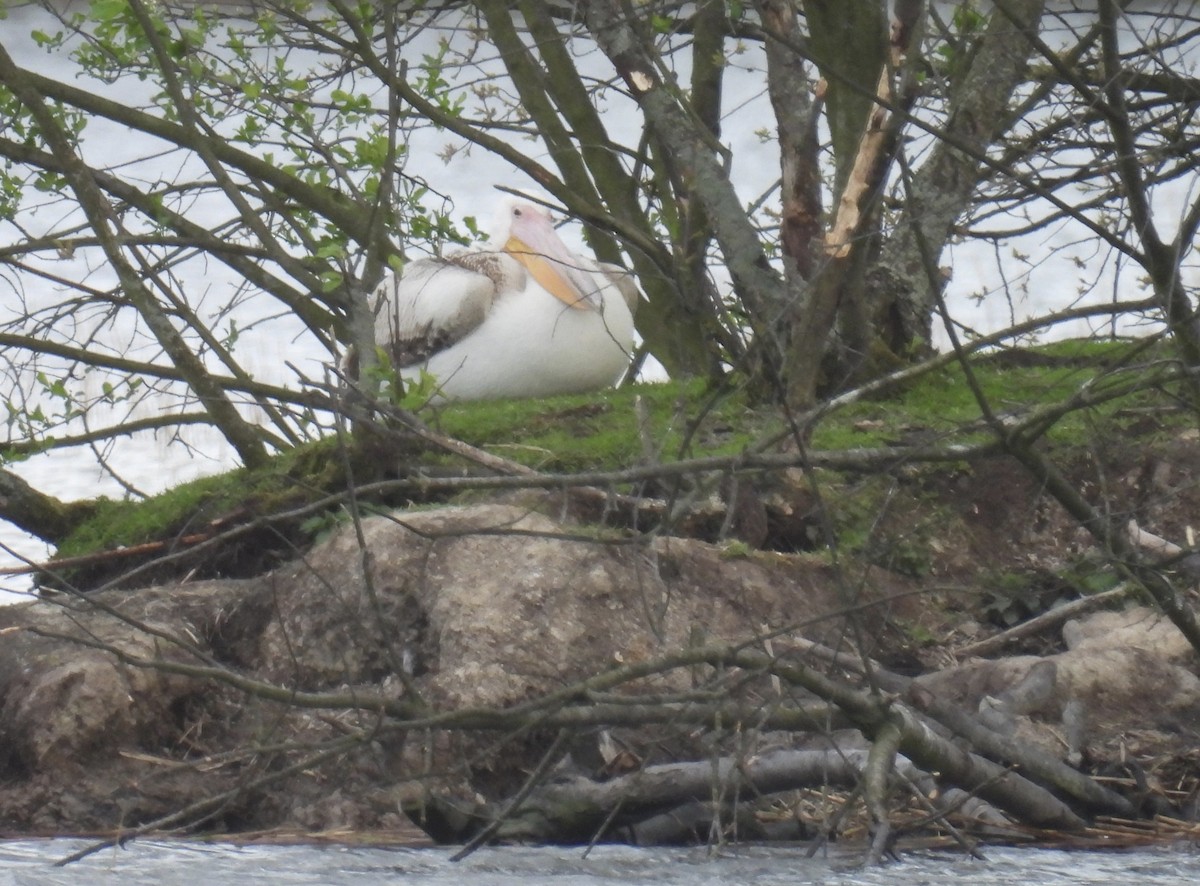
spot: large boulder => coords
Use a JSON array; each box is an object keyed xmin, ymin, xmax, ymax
[
  {"xmin": 0, "ymin": 504, "xmax": 858, "ymax": 833},
  {"xmin": 257, "ymin": 504, "xmax": 841, "ymax": 703}
]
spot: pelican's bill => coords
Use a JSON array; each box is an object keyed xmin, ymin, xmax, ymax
[{"xmin": 504, "ymin": 236, "xmax": 592, "ymax": 311}]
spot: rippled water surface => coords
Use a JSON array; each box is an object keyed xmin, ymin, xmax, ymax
[{"xmin": 3, "ymin": 841, "xmax": 1200, "ymax": 886}]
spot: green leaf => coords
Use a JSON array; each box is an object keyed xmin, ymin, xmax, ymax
[
  {"xmin": 31, "ymin": 29, "xmax": 64, "ymax": 49},
  {"xmin": 90, "ymin": 0, "xmax": 127, "ymax": 23},
  {"xmin": 319, "ymin": 270, "xmax": 343, "ymax": 292}
]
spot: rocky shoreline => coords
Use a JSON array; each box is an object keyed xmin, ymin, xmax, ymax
[{"xmin": 2, "ymin": 449, "xmax": 1198, "ymax": 848}]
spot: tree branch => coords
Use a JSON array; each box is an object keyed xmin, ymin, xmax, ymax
[{"xmin": 0, "ymin": 44, "xmax": 272, "ymax": 468}]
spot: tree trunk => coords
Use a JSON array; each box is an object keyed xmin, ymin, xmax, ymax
[
  {"xmin": 878, "ymin": 0, "xmax": 1048, "ymax": 352},
  {"xmin": 0, "ymin": 469, "xmax": 98, "ymax": 544}
]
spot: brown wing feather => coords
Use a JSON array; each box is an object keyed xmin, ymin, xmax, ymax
[
  {"xmin": 599, "ymin": 261, "xmax": 642, "ymax": 315},
  {"xmin": 386, "ymin": 322, "xmax": 458, "ymax": 369}
]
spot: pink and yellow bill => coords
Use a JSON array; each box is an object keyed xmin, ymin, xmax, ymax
[{"xmin": 504, "ymin": 235, "xmax": 594, "ymax": 311}]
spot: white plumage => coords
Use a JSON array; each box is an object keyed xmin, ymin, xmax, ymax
[{"xmin": 370, "ymin": 198, "xmax": 638, "ymax": 401}]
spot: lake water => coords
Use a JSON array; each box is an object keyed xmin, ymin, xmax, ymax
[{"xmin": 3, "ymin": 841, "xmax": 1200, "ymax": 886}]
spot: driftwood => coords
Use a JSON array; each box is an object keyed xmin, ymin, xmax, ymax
[
  {"xmin": 954, "ymin": 586, "xmax": 1131, "ymax": 658},
  {"xmin": 410, "ymin": 745, "xmax": 1068, "ymax": 850},
  {"xmin": 497, "ymin": 749, "xmax": 875, "ymax": 843},
  {"xmin": 408, "ymin": 748, "xmax": 977, "ymax": 846},
  {"xmin": 404, "ymin": 634, "xmax": 1145, "ymax": 850}
]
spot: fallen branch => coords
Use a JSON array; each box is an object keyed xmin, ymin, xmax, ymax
[
  {"xmin": 0, "ymin": 530, "xmax": 223, "ymax": 578},
  {"xmin": 468, "ymin": 748, "xmax": 877, "ymax": 844},
  {"xmin": 954, "ymin": 584, "xmax": 1131, "ymax": 658}
]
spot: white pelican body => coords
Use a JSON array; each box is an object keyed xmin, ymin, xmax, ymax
[{"xmin": 371, "ymin": 199, "xmax": 638, "ymax": 401}]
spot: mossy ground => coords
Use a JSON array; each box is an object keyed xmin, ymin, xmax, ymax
[
  {"xmin": 51, "ymin": 337, "xmax": 1196, "ymax": 603},
  {"xmin": 425, "ymin": 376, "xmax": 766, "ymax": 470},
  {"xmin": 52, "ymin": 436, "xmax": 347, "ymax": 561}
]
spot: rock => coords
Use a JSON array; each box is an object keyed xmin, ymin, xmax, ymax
[
  {"xmin": 256, "ymin": 504, "xmax": 836, "ymax": 704},
  {"xmin": 1062, "ymin": 606, "xmax": 1194, "ymax": 661},
  {"xmin": 0, "ymin": 581, "xmax": 245, "ymax": 772},
  {"xmin": 0, "ymin": 504, "xmax": 858, "ymax": 834},
  {"xmin": 916, "ymin": 605, "xmax": 1200, "ymax": 761}
]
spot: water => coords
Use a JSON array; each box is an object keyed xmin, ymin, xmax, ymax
[{"xmin": 2, "ymin": 841, "xmax": 1200, "ymax": 886}]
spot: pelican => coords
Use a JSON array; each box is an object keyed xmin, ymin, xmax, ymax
[{"xmin": 369, "ymin": 198, "xmax": 638, "ymax": 401}]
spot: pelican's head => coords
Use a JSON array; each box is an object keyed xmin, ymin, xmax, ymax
[
  {"xmin": 487, "ymin": 197, "xmax": 553, "ymax": 243},
  {"xmin": 491, "ymin": 198, "xmax": 596, "ymax": 311}
]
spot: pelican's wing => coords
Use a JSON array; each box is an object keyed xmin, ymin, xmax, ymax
[
  {"xmin": 371, "ymin": 251, "xmax": 519, "ymax": 367},
  {"xmin": 598, "ymin": 261, "xmax": 642, "ymax": 315}
]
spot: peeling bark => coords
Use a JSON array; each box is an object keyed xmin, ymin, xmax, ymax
[
  {"xmin": 756, "ymin": 0, "xmax": 823, "ymax": 281},
  {"xmin": 802, "ymin": 0, "xmax": 889, "ymax": 200}
]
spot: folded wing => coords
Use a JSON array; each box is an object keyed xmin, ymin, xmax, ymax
[{"xmin": 371, "ymin": 251, "xmax": 523, "ymax": 368}]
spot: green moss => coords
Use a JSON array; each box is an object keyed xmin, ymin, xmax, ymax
[
  {"xmin": 54, "ymin": 435, "xmax": 354, "ymax": 560},
  {"xmin": 56, "ymin": 472, "xmax": 242, "ymax": 559},
  {"xmin": 811, "ymin": 470, "xmax": 941, "ymax": 577},
  {"xmin": 810, "ymin": 336, "xmax": 1180, "ymax": 451},
  {"xmin": 52, "ymin": 337, "xmax": 1186, "ymax": 573},
  {"xmin": 718, "ymin": 540, "xmax": 753, "ymax": 559},
  {"xmin": 892, "ymin": 618, "xmax": 938, "ymax": 647},
  {"xmin": 421, "ymin": 378, "xmax": 771, "ymax": 472}
]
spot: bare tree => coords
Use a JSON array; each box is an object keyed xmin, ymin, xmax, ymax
[{"xmin": 1, "ymin": 2, "xmax": 1198, "ymax": 475}]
